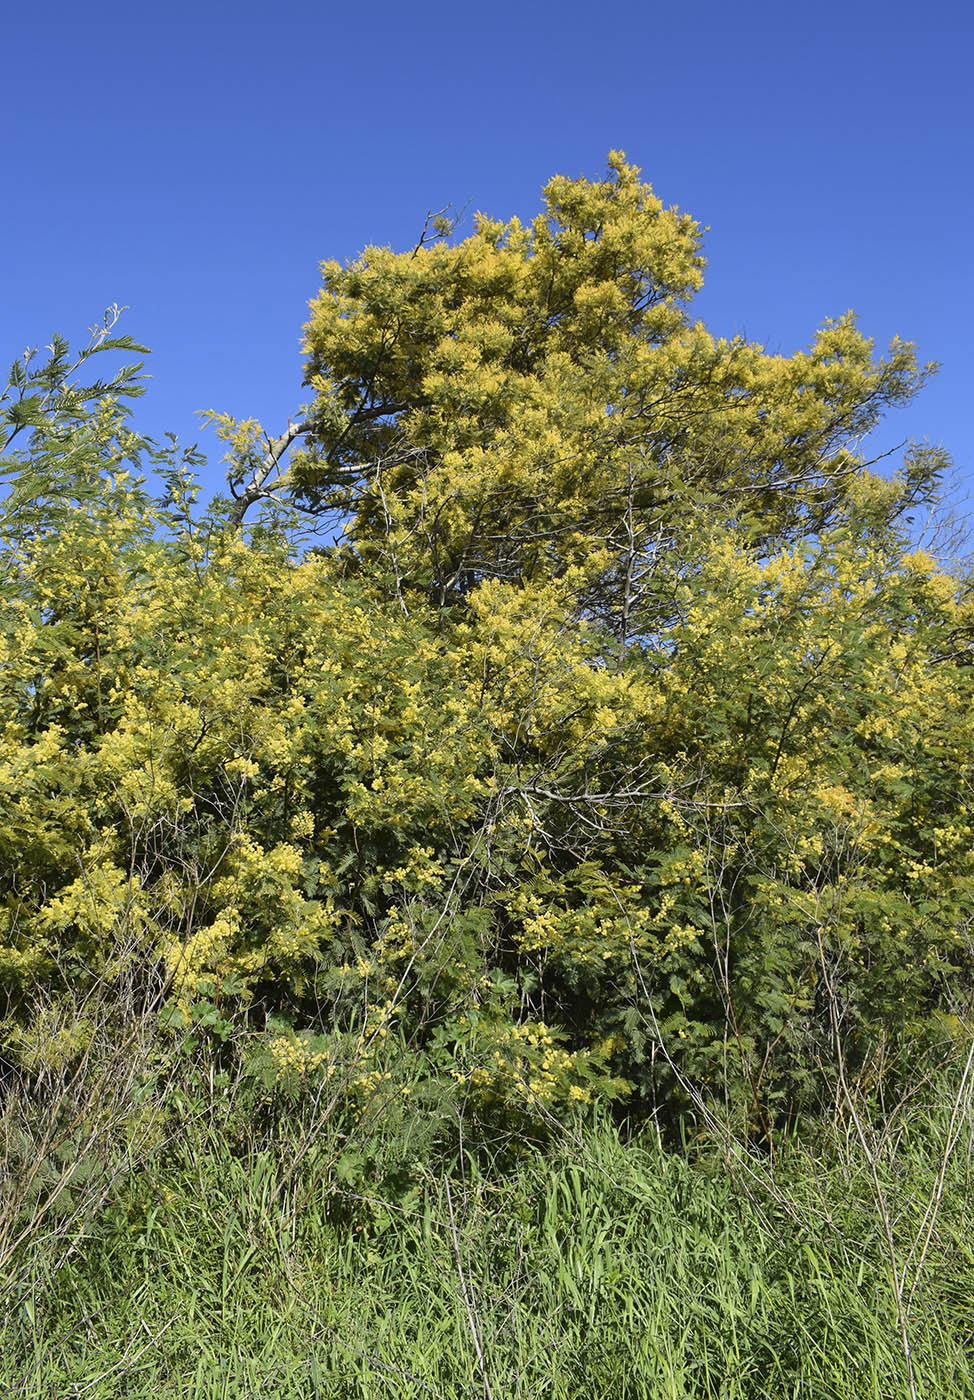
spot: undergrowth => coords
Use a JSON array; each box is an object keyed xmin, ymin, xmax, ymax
[{"xmin": 2, "ymin": 1024, "xmax": 972, "ymax": 1400}]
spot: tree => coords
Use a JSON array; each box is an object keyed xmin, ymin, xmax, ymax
[
  {"xmin": 0, "ymin": 308, "xmax": 150, "ymax": 539},
  {"xmin": 227, "ymin": 153, "xmax": 946, "ymax": 641},
  {"xmin": 2, "ymin": 167, "xmax": 970, "ymax": 1147},
  {"xmin": 3, "ymin": 445, "xmax": 971, "ymax": 1139}
]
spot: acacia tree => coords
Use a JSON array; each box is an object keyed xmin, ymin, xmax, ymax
[
  {"xmin": 2, "ymin": 167, "xmax": 971, "ymax": 1148},
  {"xmin": 0, "ymin": 309, "xmax": 150, "ymax": 539},
  {"xmin": 179, "ymin": 158, "xmax": 974, "ymax": 1135},
  {"xmin": 226, "ymin": 153, "xmax": 945, "ymax": 639}
]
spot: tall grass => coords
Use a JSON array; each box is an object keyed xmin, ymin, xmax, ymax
[
  {"xmin": 3, "ymin": 923, "xmax": 971, "ymax": 1398},
  {"xmin": 2, "ymin": 1046, "xmax": 973, "ymax": 1399}
]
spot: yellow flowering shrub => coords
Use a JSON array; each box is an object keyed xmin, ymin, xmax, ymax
[{"xmin": 1, "ymin": 192, "xmax": 971, "ymax": 1143}]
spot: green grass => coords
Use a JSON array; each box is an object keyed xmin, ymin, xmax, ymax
[{"xmin": 3, "ymin": 1084, "xmax": 973, "ymax": 1400}]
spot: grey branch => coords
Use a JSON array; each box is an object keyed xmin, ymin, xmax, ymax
[{"xmin": 226, "ymin": 418, "xmax": 310, "ymax": 529}]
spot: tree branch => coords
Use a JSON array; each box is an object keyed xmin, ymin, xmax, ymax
[{"xmin": 226, "ymin": 419, "xmax": 310, "ymax": 529}]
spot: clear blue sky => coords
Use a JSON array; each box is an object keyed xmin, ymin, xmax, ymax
[{"xmin": 3, "ymin": 0, "xmax": 972, "ymax": 524}]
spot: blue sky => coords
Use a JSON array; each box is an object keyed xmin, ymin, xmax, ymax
[{"xmin": 3, "ymin": 0, "xmax": 971, "ymax": 526}]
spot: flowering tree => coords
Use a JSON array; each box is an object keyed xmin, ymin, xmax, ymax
[{"xmin": 1, "ymin": 164, "xmax": 971, "ymax": 1144}]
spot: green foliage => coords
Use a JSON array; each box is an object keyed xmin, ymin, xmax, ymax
[
  {"xmin": 1, "ymin": 158, "xmax": 972, "ymax": 1150},
  {"xmin": 1, "ymin": 462, "xmax": 971, "ymax": 1137},
  {"xmin": 0, "ymin": 306, "xmax": 148, "ymax": 452},
  {"xmin": 4, "ymin": 1105, "xmax": 973, "ymax": 1397}
]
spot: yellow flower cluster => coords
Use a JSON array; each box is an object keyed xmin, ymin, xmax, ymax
[
  {"xmin": 167, "ymin": 910, "xmax": 239, "ymax": 998},
  {"xmin": 267, "ymin": 1035, "xmax": 329, "ymax": 1076}
]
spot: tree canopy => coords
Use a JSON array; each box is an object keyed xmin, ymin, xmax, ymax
[
  {"xmin": 274, "ymin": 154, "xmax": 943, "ymax": 630},
  {"xmin": 1, "ymin": 157, "xmax": 971, "ymax": 1147}
]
